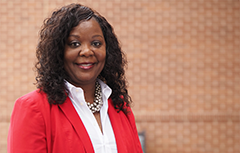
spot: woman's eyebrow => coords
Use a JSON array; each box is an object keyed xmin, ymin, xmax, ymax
[
  {"xmin": 68, "ymin": 34, "xmax": 103, "ymax": 39},
  {"xmin": 92, "ymin": 35, "xmax": 103, "ymax": 39}
]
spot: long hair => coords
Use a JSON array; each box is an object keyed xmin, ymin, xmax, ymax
[{"xmin": 35, "ymin": 3, "xmax": 131, "ymax": 113}]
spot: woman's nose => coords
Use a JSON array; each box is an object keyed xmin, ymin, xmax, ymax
[{"xmin": 79, "ymin": 44, "xmax": 94, "ymax": 57}]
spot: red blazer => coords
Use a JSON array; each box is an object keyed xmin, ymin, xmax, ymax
[{"xmin": 8, "ymin": 90, "xmax": 143, "ymax": 153}]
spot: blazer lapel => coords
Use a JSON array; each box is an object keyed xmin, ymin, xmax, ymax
[
  {"xmin": 108, "ymin": 99, "xmax": 127, "ymax": 153},
  {"xmin": 59, "ymin": 97, "xmax": 94, "ymax": 153}
]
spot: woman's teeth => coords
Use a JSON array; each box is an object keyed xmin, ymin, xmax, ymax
[{"xmin": 80, "ymin": 64, "xmax": 92, "ymax": 66}]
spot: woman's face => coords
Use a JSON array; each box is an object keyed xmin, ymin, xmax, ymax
[{"xmin": 64, "ymin": 18, "xmax": 106, "ymax": 87}]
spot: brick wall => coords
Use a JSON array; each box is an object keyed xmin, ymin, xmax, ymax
[{"xmin": 0, "ymin": 0, "xmax": 239, "ymax": 153}]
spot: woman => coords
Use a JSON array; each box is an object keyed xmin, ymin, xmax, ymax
[{"xmin": 8, "ymin": 3, "xmax": 143, "ymax": 153}]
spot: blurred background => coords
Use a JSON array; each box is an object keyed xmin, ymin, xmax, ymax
[{"xmin": 0, "ymin": 0, "xmax": 239, "ymax": 152}]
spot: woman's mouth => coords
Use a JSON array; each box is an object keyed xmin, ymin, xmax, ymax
[{"xmin": 77, "ymin": 63, "xmax": 94, "ymax": 70}]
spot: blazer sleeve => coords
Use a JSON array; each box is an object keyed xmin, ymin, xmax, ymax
[{"xmin": 8, "ymin": 95, "xmax": 47, "ymax": 153}]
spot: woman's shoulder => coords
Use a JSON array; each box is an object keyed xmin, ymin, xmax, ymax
[
  {"xmin": 17, "ymin": 89, "xmax": 46, "ymax": 100},
  {"xmin": 108, "ymin": 97, "xmax": 133, "ymax": 116},
  {"xmin": 15, "ymin": 89, "xmax": 49, "ymax": 109}
]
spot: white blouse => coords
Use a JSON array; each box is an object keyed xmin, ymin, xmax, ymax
[{"xmin": 65, "ymin": 79, "xmax": 117, "ymax": 153}]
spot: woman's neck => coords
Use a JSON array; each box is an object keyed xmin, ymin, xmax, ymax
[{"xmin": 81, "ymin": 81, "xmax": 96, "ymax": 104}]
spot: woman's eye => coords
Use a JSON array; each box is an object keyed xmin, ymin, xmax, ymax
[
  {"xmin": 92, "ymin": 41, "xmax": 102, "ymax": 47},
  {"xmin": 69, "ymin": 41, "xmax": 80, "ymax": 48}
]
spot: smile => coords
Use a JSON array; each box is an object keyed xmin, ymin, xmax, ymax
[
  {"xmin": 80, "ymin": 63, "xmax": 93, "ymax": 66},
  {"xmin": 77, "ymin": 63, "xmax": 95, "ymax": 70}
]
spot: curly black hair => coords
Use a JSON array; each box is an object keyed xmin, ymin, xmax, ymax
[{"xmin": 35, "ymin": 3, "xmax": 132, "ymax": 113}]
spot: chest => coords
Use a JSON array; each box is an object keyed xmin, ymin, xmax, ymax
[{"xmin": 44, "ymin": 101, "xmax": 138, "ymax": 153}]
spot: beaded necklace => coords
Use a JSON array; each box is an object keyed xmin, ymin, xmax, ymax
[{"xmin": 86, "ymin": 81, "xmax": 103, "ymax": 113}]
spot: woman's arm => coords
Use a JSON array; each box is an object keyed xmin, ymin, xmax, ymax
[{"xmin": 8, "ymin": 95, "xmax": 47, "ymax": 153}]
